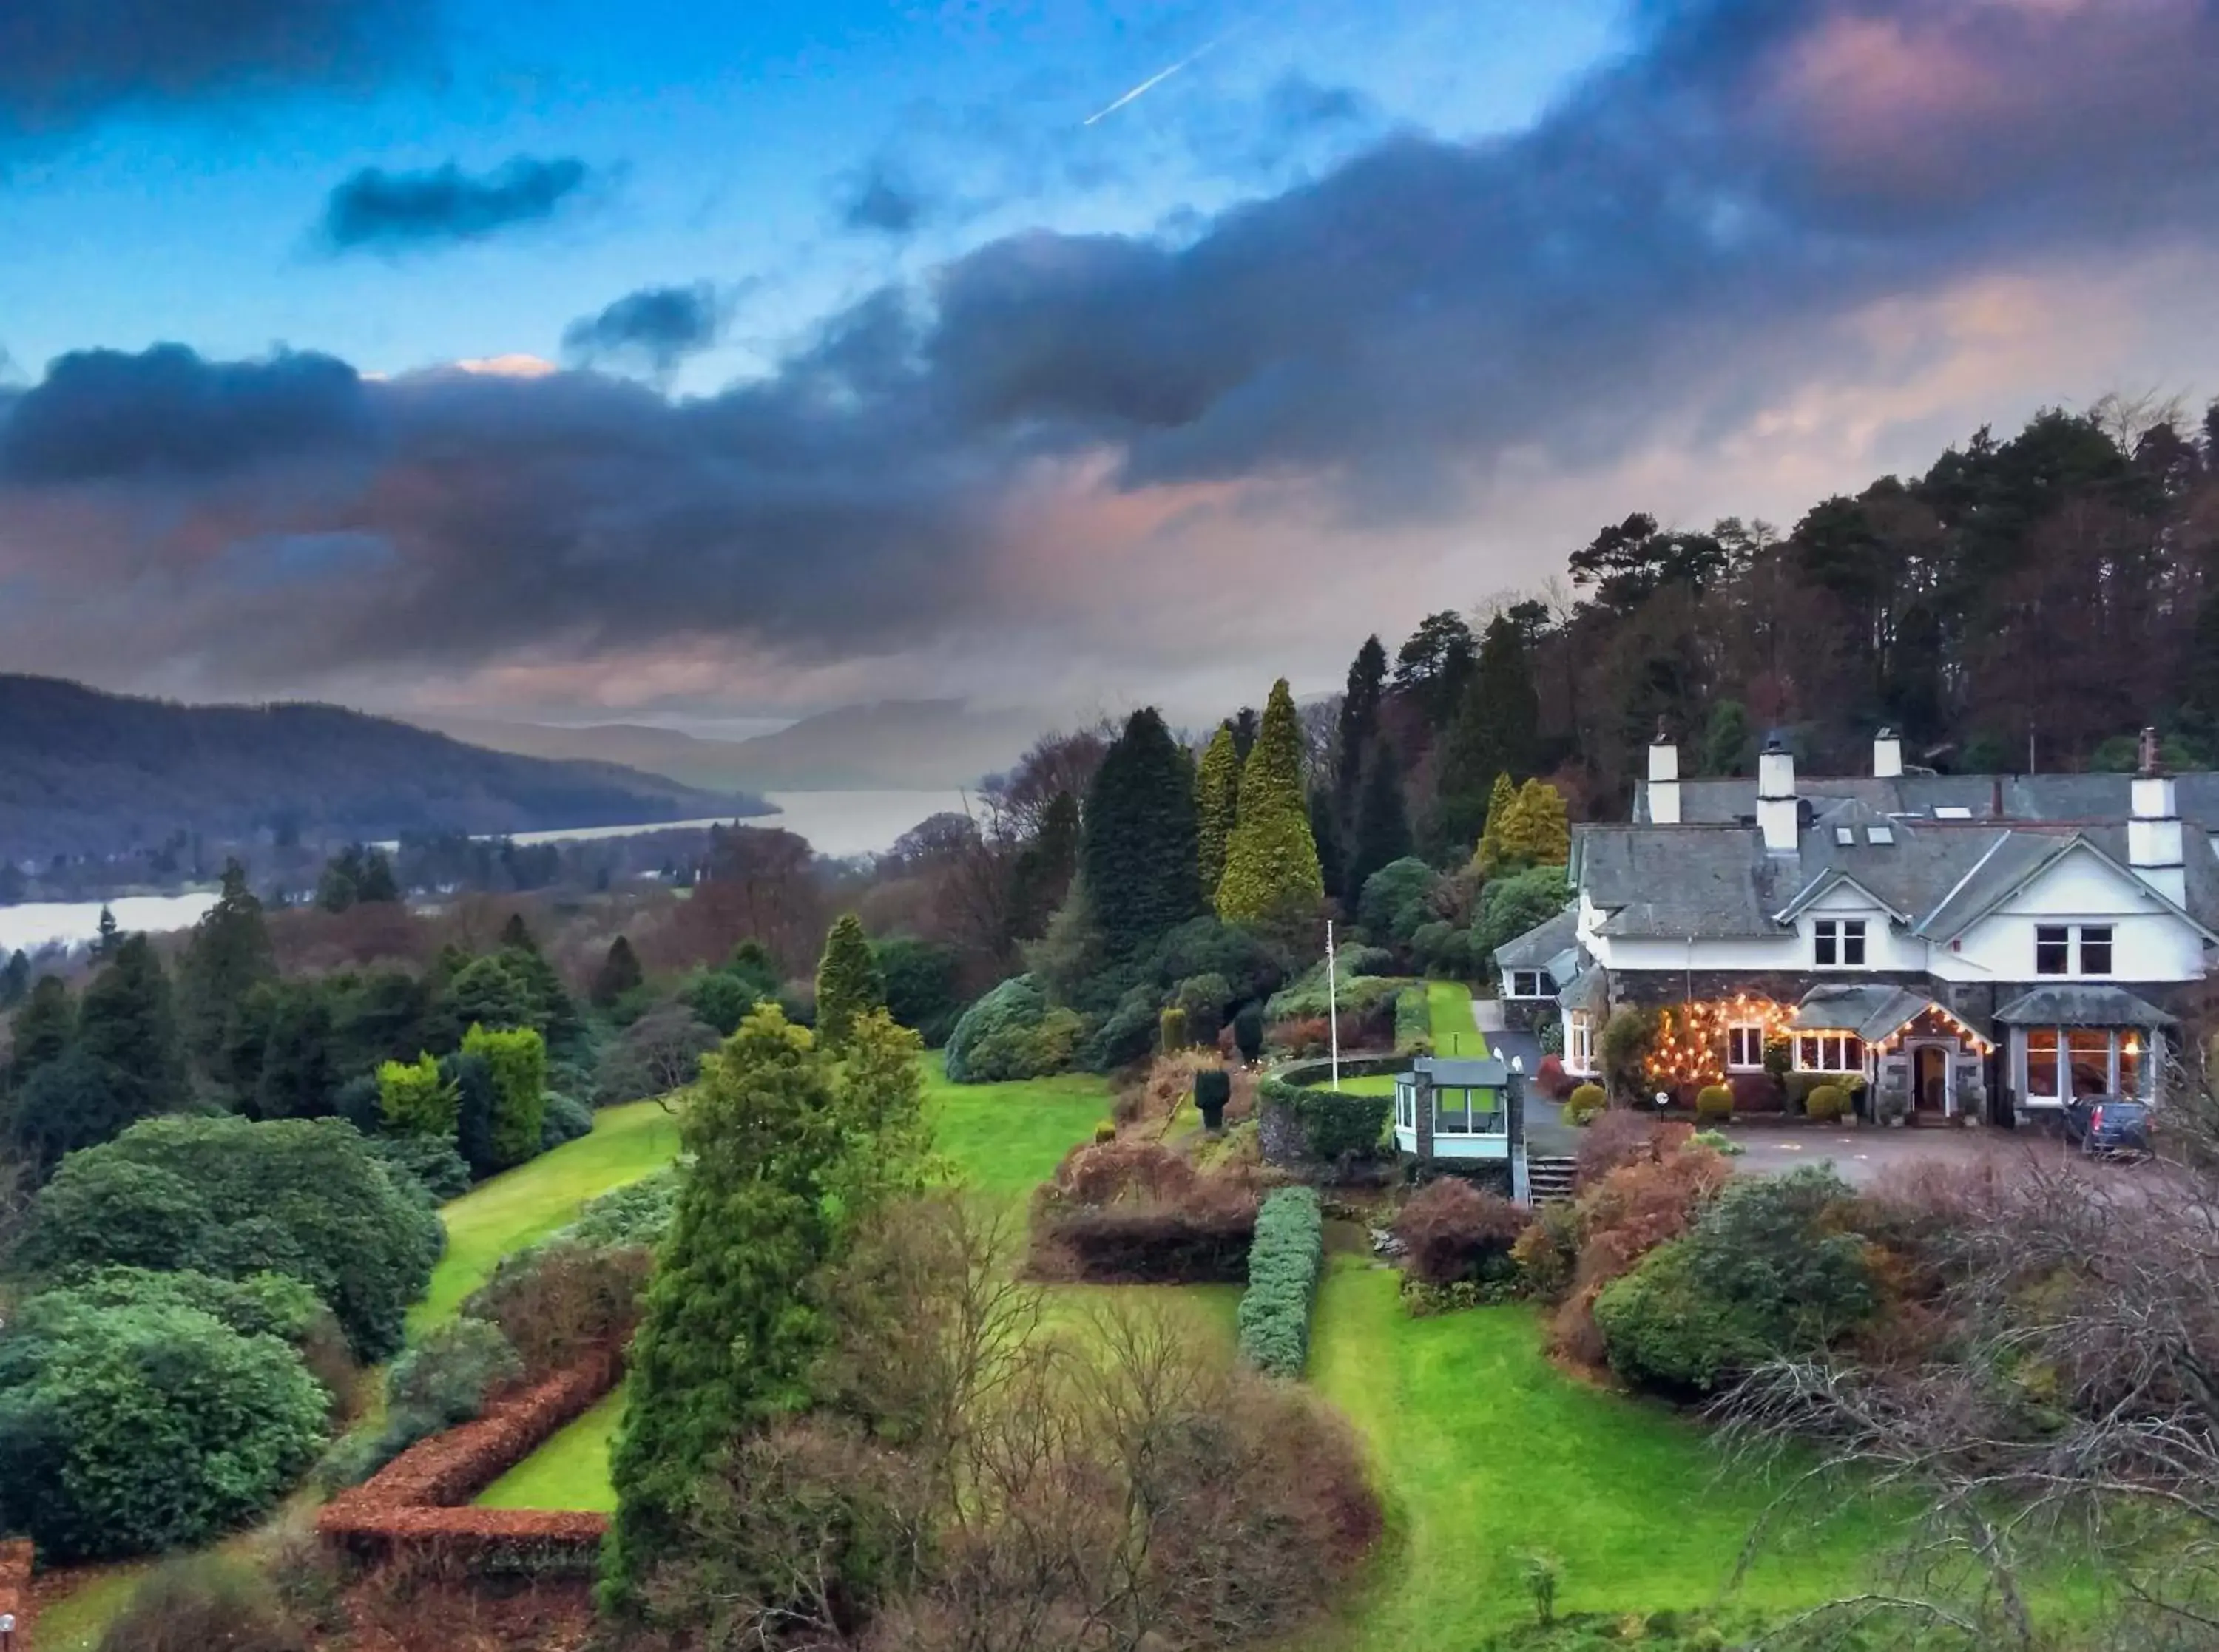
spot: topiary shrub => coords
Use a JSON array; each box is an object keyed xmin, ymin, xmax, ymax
[
  {"xmin": 1729, "ymin": 1072, "xmax": 1783, "ymax": 1114},
  {"xmin": 1394, "ymin": 1178, "xmax": 1526, "ymax": 1288},
  {"xmin": 0, "ymin": 1294, "xmax": 328, "ymax": 1560},
  {"xmin": 1694, "ymin": 1085, "xmax": 1735, "ymax": 1125},
  {"xmin": 1159, "ymin": 1006, "xmax": 1189, "ymax": 1052},
  {"xmin": 1093, "ymin": 1119, "xmax": 1118, "ymax": 1145},
  {"xmin": 1257, "ymin": 1076, "xmax": 1393, "ymax": 1162},
  {"xmin": 376, "ymin": 1052, "xmax": 454, "ymax": 1137},
  {"xmin": 1806, "ymin": 1083, "xmax": 1847, "ymax": 1123},
  {"xmin": 944, "ymin": 975, "xmax": 1083, "ymax": 1083},
  {"xmin": 462, "ymin": 1023, "xmax": 549, "ymax": 1171},
  {"xmin": 1565, "ymin": 1083, "xmax": 1607, "ymax": 1125},
  {"xmin": 1232, "ymin": 1001, "xmax": 1266, "ymax": 1063},
  {"xmin": 1237, "ymin": 1188, "xmax": 1324, "ymax": 1378},
  {"xmin": 1194, "ymin": 1068, "xmax": 1232, "ymax": 1132}
]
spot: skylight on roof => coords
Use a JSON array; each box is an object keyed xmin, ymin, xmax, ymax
[
  {"xmin": 1834, "ymin": 826, "xmax": 1854, "ymax": 845},
  {"xmin": 1867, "ymin": 825, "xmax": 1896, "ymax": 846},
  {"xmin": 1934, "ymin": 806, "xmax": 1973, "ymax": 819}
]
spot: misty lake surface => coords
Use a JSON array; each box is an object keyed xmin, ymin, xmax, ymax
[{"xmin": 1, "ymin": 789, "xmax": 971, "ymax": 952}]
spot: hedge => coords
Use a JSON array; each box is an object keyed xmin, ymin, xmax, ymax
[
  {"xmin": 1258, "ymin": 1074, "xmax": 1394, "ymax": 1162},
  {"xmin": 1237, "ymin": 1188, "xmax": 1325, "ymax": 1378}
]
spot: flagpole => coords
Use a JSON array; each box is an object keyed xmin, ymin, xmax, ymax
[{"xmin": 1327, "ymin": 918, "xmax": 1340, "ymax": 1091}]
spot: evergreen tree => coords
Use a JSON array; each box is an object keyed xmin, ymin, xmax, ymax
[
  {"xmin": 1432, "ymin": 612, "xmax": 1542, "ymax": 855},
  {"xmin": 436, "ymin": 955, "xmax": 536, "ymax": 1047},
  {"xmin": 1217, "ymin": 680, "xmax": 1325, "ymax": 927},
  {"xmin": 7, "ymin": 975, "xmax": 72, "ymax": 1089},
  {"xmin": 249, "ymin": 981, "xmax": 338, "ymax": 1121},
  {"xmin": 72, "ymin": 935, "xmax": 189, "ymax": 1133},
  {"xmin": 591, "ymin": 935, "xmax": 644, "ymax": 1008},
  {"xmin": 1333, "ymin": 634, "xmax": 1389, "ymax": 833},
  {"xmin": 1698, "ymin": 701, "xmax": 1753, "ymax": 776},
  {"xmin": 1345, "ymin": 735, "xmax": 1413, "ymax": 904},
  {"xmin": 498, "ymin": 920, "xmax": 583, "ymax": 1054},
  {"xmin": 1393, "ymin": 611, "xmax": 1478, "ymax": 729},
  {"xmin": 1195, "ymin": 725, "xmax": 1242, "ymax": 898},
  {"xmin": 1504, "ymin": 778, "xmax": 1571, "ymax": 867},
  {"xmin": 94, "ymin": 907, "xmax": 121, "ymax": 958},
  {"xmin": 1005, "ymin": 790, "xmax": 1080, "ymax": 944},
  {"xmin": 1079, "ymin": 708, "xmax": 1202, "ymax": 964},
  {"xmin": 1229, "ymin": 706, "xmax": 1260, "ymax": 763},
  {"xmin": 604, "ymin": 1006, "xmax": 902, "ymax": 1611},
  {"xmin": 354, "ymin": 850, "xmax": 401, "ymax": 904},
  {"xmin": 178, "ymin": 859, "xmax": 276, "ymax": 1072},
  {"xmin": 1473, "ymin": 773, "xmax": 1521, "ymax": 874},
  {"xmin": 499, "ymin": 913, "xmax": 535, "ymax": 952},
  {"xmin": 0, "ymin": 950, "xmax": 29, "ymax": 1011},
  {"xmin": 1308, "ymin": 784, "xmax": 1345, "ymax": 913},
  {"xmin": 813, "ymin": 914, "xmax": 886, "ymax": 1051}
]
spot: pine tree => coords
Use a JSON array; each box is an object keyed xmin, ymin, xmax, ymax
[
  {"xmin": 1196, "ymin": 725, "xmax": 1242, "ymax": 898},
  {"xmin": 602, "ymin": 1006, "xmax": 855, "ymax": 1610},
  {"xmin": 1473, "ymin": 773, "xmax": 1521, "ymax": 874},
  {"xmin": 7, "ymin": 975, "xmax": 72, "ymax": 1089},
  {"xmin": 1229, "ymin": 706, "xmax": 1260, "ymax": 763},
  {"xmin": 1503, "ymin": 778, "xmax": 1571, "ymax": 867},
  {"xmin": 1333, "ymin": 634, "xmax": 1388, "ymax": 835},
  {"xmin": 94, "ymin": 906, "xmax": 121, "ymax": 958},
  {"xmin": 498, "ymin": 918, "xmax": 583, "ymax": 1054},
  {"xmin": 355, "ymin": 850, "xmax": 401, "ymax": 904},
  {"xmin": 73, "ymin": 934, "xmax": 189, "ymax": 1129},
  {"xmin": 1080, "ymin": 708, "xmax": 1202, "ymax": 963},
  {"xmin": 814, "ymin": 914, "xmax": 886, "ymax": 1052},
  {"xmin": 0, "ymin": 949, "xmax": 29, "ymax": 1011},
  {"xmin": 1432, "ymin": 612, "xmax": 1542, "ymax": 856},
  {"xmin": 592, "ymin": 936, "xmax": 644, "ymax": 1008},
  {"xmin": 1308, "ymin": 784, "xmax": 1345, "ymax": 912},
  {"xmin": 178, "ymin": 859, "xmax": 276, "ymax": 1072},
  {"xmin": 249, "ymin": 981, "xmax": 338, "ymax": 1121},
  {"xmin": 1346, "ymin": 735, "xmax": 1413, "ymax": 904},
  {"xmin": 1216, "ymin": 679, "xmax": 1325, "ymax": 927},
  {"xmin": 1006, "ymin": 790, "xmax": 1080, "ymax": 944}
]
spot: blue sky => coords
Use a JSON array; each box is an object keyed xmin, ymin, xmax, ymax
[
  {"xmin": 4, "ymin": 0, "xmax": 2219, "ymax": 728},
  {"xmin": 0, "ymin": 0, "xmax": 1618, "ymax": 385}
]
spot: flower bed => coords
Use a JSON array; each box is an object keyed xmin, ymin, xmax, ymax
[{"xmin": 317, "ymin": 1348, "xmax": 621, "ymax": 1575}]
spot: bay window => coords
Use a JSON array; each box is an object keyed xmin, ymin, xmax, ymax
[{"xmin": 2019, "ymin": 1026, "xmax": 2154, "ymax": 1105}]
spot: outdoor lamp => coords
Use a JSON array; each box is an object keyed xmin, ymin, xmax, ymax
[
  {"xmin": 1655, "ymin": 1090, "xmax": 1669, "ymax": 1109},
  {"xmin": 2, "ymin": 1609, "xmax": 16, "ymax": 1650},
  {"xmin": 1510, "ymin": 1056, "xmax": 1525, "ymax": 1074}
]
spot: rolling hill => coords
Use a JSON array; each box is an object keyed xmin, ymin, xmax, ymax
[{"xmin": 0, "ymin": 676, "xmax": 771, "ymax": 862}]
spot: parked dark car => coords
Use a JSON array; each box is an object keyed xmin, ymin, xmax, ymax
[{"xmin": 2063, "ymin": 1095, "xmax": 2152, "ymax": 1156}]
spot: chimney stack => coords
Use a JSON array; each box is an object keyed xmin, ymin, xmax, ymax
[
  {"xmin": 1873, "ymin": 725, "xmax": 1904, "ymax": 780},
  {"xmin": 2130, "ymin": 725, "xmax": 2186, "ymax": 907},
  {"xmin": 1648, "ymin": 720, "xmax": 1681, "ymax": 825},
  {"xmin": 1758, "ymin": 734, "xmax": 1799, "ymax": 855}
]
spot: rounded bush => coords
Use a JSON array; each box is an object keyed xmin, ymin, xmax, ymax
[
  {"xmin": 0, "ymin": 1296, "xmax": 328, "ymax": 1560},
  {"xmin": 539, "ymin": 1089, "xmax": 595, "ymax": 1151},
  {"xmin": 1695, "ymin": 1085, "xmax": 1735, "ymax": 1124},
  {"xmin": 1565, "ymin": 1083, "xmax": 1607, "ymax": 1125},
  {"xmin": 1806, "ymin": 1083, "xmax": 1847, "ymax": 1123},
  {"xmin": 945, "ymin": 975, "xmax": 1081, "ymax": 1083},
  {"xmin": 1093, "ymin": 1119, "xmax": 1118, "ymax": 1145}
]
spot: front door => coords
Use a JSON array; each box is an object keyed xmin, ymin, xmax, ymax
[{"xmin": 1912, "ymin": 1045, "xmax": 1950, "ymax": 1120}]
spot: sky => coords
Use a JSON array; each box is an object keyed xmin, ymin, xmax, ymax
[{"xmin": 3, "ymin": 0, "xmax": 2218, "ymax": 733}]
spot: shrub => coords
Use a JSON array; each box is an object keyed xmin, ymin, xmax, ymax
[
  {"xmin": 1598, "ymin": 1006, "xmax": 1657, "ymax": 1099},
  {"xmin": 1729, "ymin": 1071, "xmax": 1784, "ymax": 1114},
  {"xmin": 94, "ymin": 1554, "xmax": 309, "ymax": 1652},
  {"xmin": 376, "ymin": 1052, "xmax": 454, "ymax": 1137},
  {"xmin": 1510, "ymin": 1202, "xmax": 1582, "ymax": 1301},
  {"xmin": 1575, "ymin": 1113, "xmax": 1689, "ymax": 1186},
  {"xmin": 1536, "ymin": 1054, "xmax": 1575, "ymax": 1100},
  {"xmin": 1257, "ymin": 1076, "xmax": 1393, "ymax": 1162},
  {"xmin": 1547, "ymin": 1137, "xmax": 1732, "ymax": 1367},
  {"xmin": 1358, "ymin": 856, "xmax": 1444, "ymax": 947},
  {"xmin": 1159, "ymin": 1005, "xmax": 1189, "ymax": 1052},
  {"xmin": 563, "ymin": 1168, "xmax": 680, "ymax": 1250},
  {"xmin": 1232, "ymin": 1002, "xmax": 1266, "ymax": 1063},
  {"xmin": 539, "ymin": 1090, "xmax": 595, "ymax": 1151},
  {"xmin": 0, "ymin": 1296, "xmax": 328, "ymax": 1560},
  {"xmin": 944, "ymin": 975, "xmax": 1082, "ymax": 1083},
  {"xmin": 1806, "ymin": 1083, "xmax": 1848, "ymax": 1123},
  {"xmin": 39, "ymin": 1267, "xmax": 328, "ymax": 1351},
  {"xmin": 1565, "ymin": 1083, "xmax": 1607, "ymax": 1124},
  {"xmin": 20, "ymin": 1115, "xmax": 442, "ymax": 1362},
  {"xmin": 1694, "ymin": 1085, "xmax": 1734, "ymax": 1124},
  {"xmin": 1593, "ymin": 1243, "xmax": 1757, "ymax": 1393},
  {"xmin": 871, "ymin": 935, "xmax": 963, "ymax": 1046},
  {"xmin": 1029, "ymin": 1140, "xmax": 1260, "ymax": 1283},
  {"xmin": 1692, "ymin": 1128, "xmax": 1744, "ymax": 1157},
  {"xmin": 1266, "ymin": 955, "xmax": 1399, "ymax": 1023},
  {"xmin": 368, "ymin": 1131, "xmax": 473, "ymax": 1205},
  {"xmin": 462, "ymin": 1023, "xmax": 548, "ymax": 1171},
  {"xmin": 1194, "ymin": 1068, "xmax": 1232, "ymax": 1131},
  {"xmin": 1171, "ymin": 972, "xmax": 1234, "ymax": 1043},
  {"xmin": 1238, "ymin": 1188, "xmax": 1324, "ymax": 1378},
  {"xmin": 1394, "ymin": 986, "xmax": 1433, "ymax": 1054},
  {"xmin": 1394, "ymin": 1178, "xmax": 1526, "ymax": 1288},
  {"xmin": 1094, "ymin": 1120, "xmax": 1118, "ymax": 1145},
  {"xmin": 327, "ymin": 1319, "xmax": 524, "ymax": 1488}
]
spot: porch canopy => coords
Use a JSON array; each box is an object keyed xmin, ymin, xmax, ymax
[
  {"xmin": 1994, "ymin": 986, "xmax": 2175, "ymax": 1029},
  {"xmin": 1791, "ymin": 984, "xmax": 1951, "ymax": 1044}
]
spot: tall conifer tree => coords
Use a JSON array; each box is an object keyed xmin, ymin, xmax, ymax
[
  {"xmin": 1217, "ymin": 680, "xmax": 1325, "ymax": 927},
  {"xmin": 1080, "ymin": 708, "xmax": 1202, "ymax": 963},
  {"xmin": 1333, "ymin": 635, "xmax": 1388, "ymax": 833},
  {"xmin": 1196, "ymin": 725, "xmax": 1242, "ymax": 898},
  {"xmin": 178, "ymin": 859, "xmax": 276, "ymax": 1073},
  {"xmin": 1345, "ymin": 736, "xmax": 1413, "ymax": 904},
  {"xmin": 75, "ymin": 934, "xmax": 189, "ymax": 1128},
  {"xmin": 814, "ymin": 914, "xmax": 886, "ymax": 1051}
]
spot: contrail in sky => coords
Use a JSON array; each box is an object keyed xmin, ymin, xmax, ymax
[{"xmin": 1083, "ymin": 24, "xmax": 1246, "ymax": 126}]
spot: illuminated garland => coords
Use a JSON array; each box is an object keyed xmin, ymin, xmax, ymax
[
  {"xmin": 1871, "ymin": 1005, "xmax": 1995, "ymax": 1057},
  {"xmin": 1644, "ymin": 995, "xmax": 1797, "ymax": 1089}
]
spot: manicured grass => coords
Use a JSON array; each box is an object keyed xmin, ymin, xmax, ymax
[
  {"xmin": 1425, "ymin": 980, "xmax": 1486, "ymax": 1055},
  {"xmin": 924, "ymin": 1052, "xmax": 1115, "ymax": 1198},
  {"xmin": 30, "ymin": 1566, "xmax": 147, "ymax": 1652},
  {"xmin": 1306, "ymin": 1260, "xmax": 1896, "ymax": 1649},
  {"xmin": 1334, "ymin": 1072, "xmax": 1400, "ymax": 1096},
  {"xmin": 476, "ymin": 1387, "xmax": 626, "ymax": 1513},
  {"xmin": 410, "ymin": 1099, "xmax": 685, "ymax": 1333}
]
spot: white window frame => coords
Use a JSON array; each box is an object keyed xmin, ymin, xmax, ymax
[
  {"xmin": 1795, "ymin": 1032, "xmax": 1865, "ymax": 1072},
  {"xmin": 1814, "ymin": 918, "xmax": 1868, "ymax": 969},
  {"xmin": 2020, "ymin": 1025, "xmax": 2152, "ymax": 1106},
  {"xmin": 2034, "ymin": 923, "xmax": 2115, "ymax": 978},
  {"xmin": 1566, "ymin": 1011, "xmax": 1595, "ymax": 1075},
  {"xmin": 1726, "ymin": 1023, "xmax": 1766, "ymax": 1072},
  {"xmin": 1507, "ymin": 968, "xmax": 1556, "ymax": 1000},
  {"xmin": 2078, "ymin": 925, "xmax": 2114, "ymax": 977}
]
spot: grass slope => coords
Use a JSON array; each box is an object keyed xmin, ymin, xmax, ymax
[
  {"xmin": 1308, "ymin": 1262, "xmax": 1892, "ymax": 1648},
  {"xmin": 410, "ymin": 1099, "xmax": 684, "ymax": 1333},
  {"xmin": 476, "ymin": 1387, "xmax": 626, "ymax": 1514},
  {"xmin": 1425, "ymin": 980, "xmax": 1485, "ymax": 1055}
]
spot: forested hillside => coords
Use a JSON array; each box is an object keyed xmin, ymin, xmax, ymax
[{"xmin": 0, "ymin": 677, "xmax": 767, "ymax": 864}]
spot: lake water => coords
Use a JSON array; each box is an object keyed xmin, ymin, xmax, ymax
[{"xmin": 0, "ymin": 789, "xmax": 972, "ymax": 951}]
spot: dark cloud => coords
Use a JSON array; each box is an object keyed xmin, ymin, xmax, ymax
[
  {"xmin": 4, "ymin": 0, "xmax": 2219, "ymax": 694},
  {"xmin": 0, "ymin": 0, "xmax": 433, "ymax": 138},
  {"xmin": 837, "ymin": 157, "xmax": 936, "ymax": 237},
  {"xmin": 561, "ymin": 284, "xmax": 730, "ymax": 376},
  {"xmin": 320, "ymin": 156, "xmax": 594, "ymax": 254}
]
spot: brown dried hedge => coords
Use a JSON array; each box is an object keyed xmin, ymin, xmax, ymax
[
  {"xmin": 316, "ymin": 1349, "xmax": 621, "ymax": 1575},
  {"xmin": 1027, "ymin": 1140, "xmax": 1260, "ymax": 1284}
]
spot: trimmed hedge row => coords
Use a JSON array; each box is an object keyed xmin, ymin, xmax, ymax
[
  {"xmin": 1258, "ymin": 1075, "xmax": 1394, "ymax": 1162},
  {"xmin": 1237, "ymin": 1188, "xmax": 1325, "ymax": 1379}
]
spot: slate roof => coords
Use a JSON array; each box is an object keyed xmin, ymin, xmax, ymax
[
  {"xmin": 1406, "ymin": 1055, "xmax": 1510, "ymax": 1088},
  {"xmin": 1790, "ymin": 984, "xmax": 1945, "ymax": 1043},
  {"xmin": 1493, "ymin": 904, "xmax": 1580, "ymax": 971},
  {"xmin": 1573, "ymin": 825, "xmax": 1797, "ymax": 938},
  {"xmin": 1639, "ymin": 771, "xmax": 2219, "ymax": 827},
  {"xmin": 1994, "ymin": 986, "xmax": 2175, "ymax": 1028},
  {"xmin": 1556, "ymin": 965, "xmax": 1610, "ymax": 1015}
]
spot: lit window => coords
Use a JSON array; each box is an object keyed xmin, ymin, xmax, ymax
[
  {"xmin": 2079, "ymin": 926, "xmax": 2113, "ymax": 976},
  {"xmin": 1726, "ymin": 1025, "xmax": 1766, "ymax": 1071},
  {"xmin": 2025, "ymin": 1029, "xmax": 2060, "ymax": 1101},
  {"xmin": 2118, "ymin": 1031, "xmax": 2145, "ymax": 1098},
  {"xmin": 2036, "ymin": 926, "xmax": 2071, "ymax": 975},
  {"xmin": 2068, "ymin": 1029, "xmax": 2111, "ymax": 1098},
  {"xmin": 1814, "ymin": 919, "xmax": 1867, "ymax": 967},
  {"xmin": 1567, "ymin": 1012, "xmax": 1595, "ymax": 1074}
]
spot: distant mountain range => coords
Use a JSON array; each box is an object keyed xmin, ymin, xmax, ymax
[
  {"xmin": 413, "ymin": 700, "xmax": 1047, "ymax": 793},
  {"xmin": 0, "ymin": 676, "xmax": 769, "ymax": 863}
]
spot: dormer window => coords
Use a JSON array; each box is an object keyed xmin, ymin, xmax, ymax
[
  {"xmin": 1834, "ymin": 827, "xmax": 1855, "ymax": 846},
  {"xmin": 1866, "ymin": 825, "xmax": 1894, "ymax": 846},
  {"xmin": 1814, "ymin": 918, "xmax": 1867, "ymax": 967},
  {"xmin": 2036, "ymin": 924, "xmax": 2112, "ymax": 977}
]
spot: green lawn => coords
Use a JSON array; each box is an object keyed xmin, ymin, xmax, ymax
[
  {"xmin": 1306, "ymin": 1260, "xmax": 1895, "ymax": 1648},
  {"xmin": 476, "ymin": 1386, "xmax": 626, "ymax": 1513},
  {"xmin": 1425, "ymin": 980, "xmax": 1485, "ymax": 1056},
  {"xmin": 409, "ymin": 1099, "xmax": 685, "ymax": 1332},
  {"xmin": 924, "ymin": 1052, "xmax": 1113, "ymax": 1198}
]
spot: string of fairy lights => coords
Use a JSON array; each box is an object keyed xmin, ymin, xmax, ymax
[{"xmin": 1642, "ymin": 993, "xmax": 1994, "ymax": 1088}]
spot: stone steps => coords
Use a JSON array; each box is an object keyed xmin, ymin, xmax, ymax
[{"xmin": 1527, "ymin": 1154, "xmax": 1579, "ymax": 1206}]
